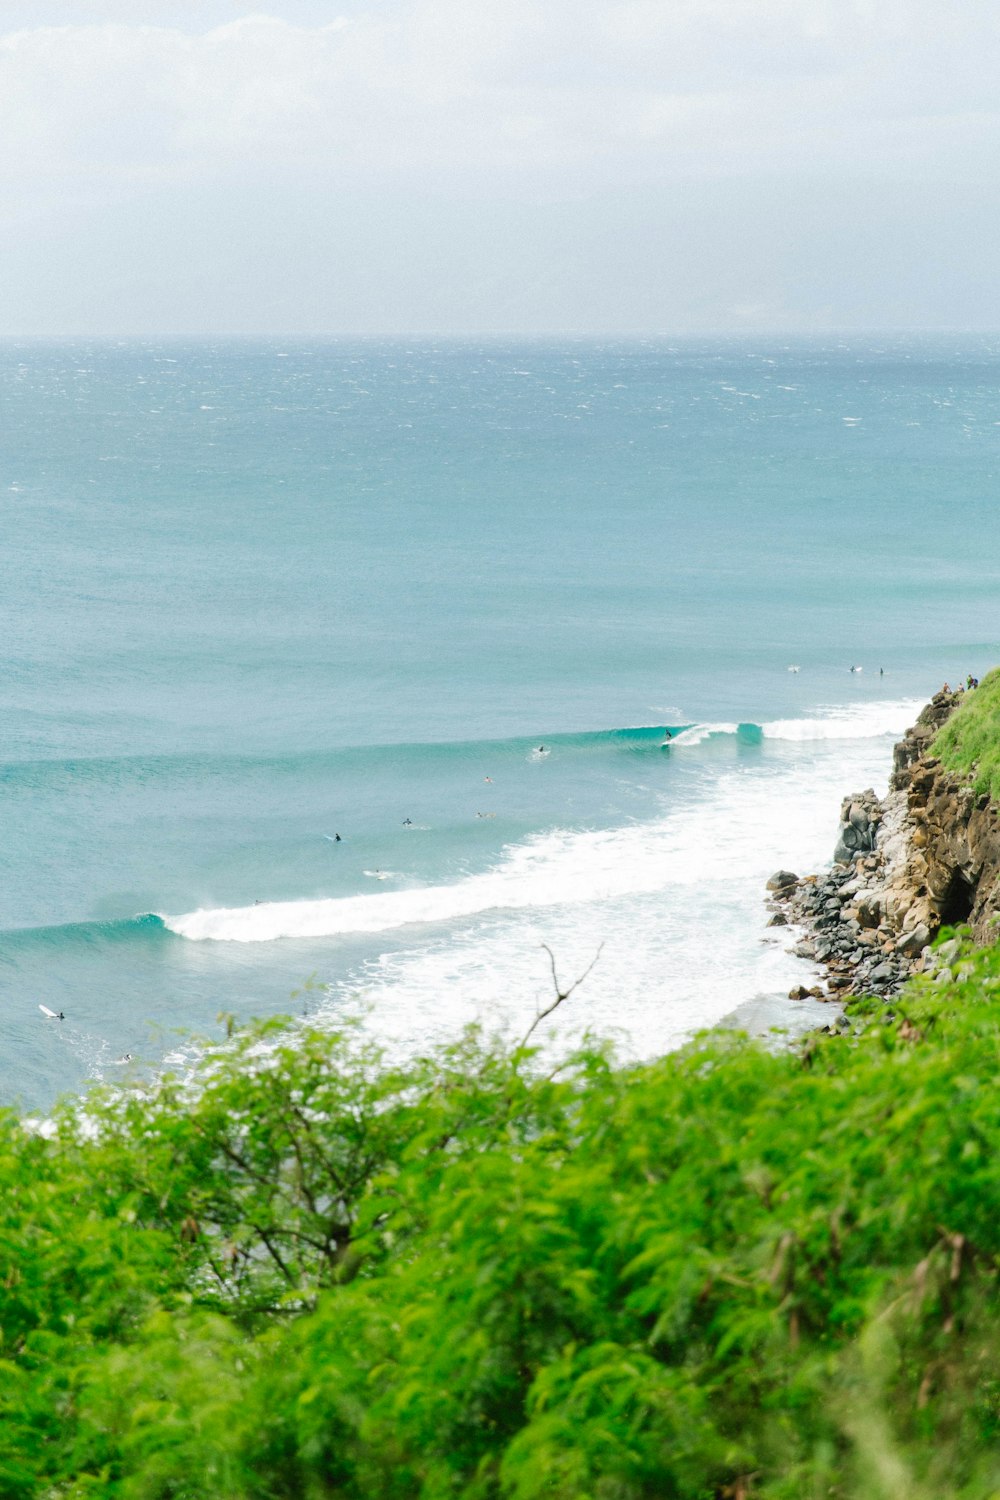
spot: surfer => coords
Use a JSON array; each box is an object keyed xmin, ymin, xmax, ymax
[
  {"xmin": 335, "ymin": 833, "xmax": 341, "ymax": 841},
  {"xmin": 403, "ymin": 818, "xmax": 412, "ymax": 826}
]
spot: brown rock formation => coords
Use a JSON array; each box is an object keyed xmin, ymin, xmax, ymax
[
  {"xmin": 883, "ymin": 688, "xmax": 992, "ymax": 942},
  {"xmin": 766, "ymin": 686, "xmax": 997, "ymax": 1000}
]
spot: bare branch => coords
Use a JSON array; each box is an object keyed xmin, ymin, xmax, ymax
[{"xmin": 517, "ymin": 943, "xmax": 604, "ymax": 1052}]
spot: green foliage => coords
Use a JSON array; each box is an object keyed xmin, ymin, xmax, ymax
[
  {"xmin": 933, "ymin": 666, "xmax": 1000, "ymax": 798},
  {"xmin": 8, "ymin": 950, "xmax": 1000, "ymax": 1494}
]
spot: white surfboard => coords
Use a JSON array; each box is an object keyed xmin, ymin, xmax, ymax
[{"xmin": 39, "ymin": 1003, "xmax": 59, "ymax": 1019}]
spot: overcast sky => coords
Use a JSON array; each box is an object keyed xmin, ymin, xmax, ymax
[{"xmin": 2, "ymin": 0, "xmax": 999, "ymax": 334}]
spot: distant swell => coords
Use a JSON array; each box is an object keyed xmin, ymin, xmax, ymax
[
  {"xmin": 0, "ymin": 703, "xmax": 922, "ymax": 789},
  {"xmin": 0, "ymin": 913, "xmax": 169, "ymax": 955}
]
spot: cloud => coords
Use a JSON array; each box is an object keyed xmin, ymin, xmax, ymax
[
  {"xmin": 3, "ymin": 2, "xmax": 1000, "ymax": 333},
  {"xmin": 1, "ymin": 1, "xmax": 999, "ymax": 191}
]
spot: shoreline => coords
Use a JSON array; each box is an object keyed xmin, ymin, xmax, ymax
[
  {"xmin": 717, "ymin": 988, "xmax": 845, "ymax": 1043},
  {"xmin": 762, "ymin": 685, "xmax": 974, "ymax": 1009}
]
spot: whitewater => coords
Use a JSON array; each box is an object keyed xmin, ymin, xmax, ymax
[
  {"xmin": 4, "ymin": 336, "xmax": 1000, "ymax": 1109},
  {"xmin": 163, "ymin": 703, "xmax": 922, "ymax": 945}
]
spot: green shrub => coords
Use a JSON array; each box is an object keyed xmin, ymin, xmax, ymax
[{"xmin": 7, "ymin": 945, "xmax": 1000, "ymax": 1495}]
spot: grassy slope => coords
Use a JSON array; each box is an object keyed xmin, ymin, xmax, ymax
[{"xmin": 934, "ymin": 666, "xmax": 1000, "ymax": 798}]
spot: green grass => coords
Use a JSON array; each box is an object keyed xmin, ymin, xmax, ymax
[{"xmin": 933, "ymin": 666, "xmax": 1000, "ymax": 798}]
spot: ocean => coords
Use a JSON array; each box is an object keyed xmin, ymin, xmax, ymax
[{"xmin": 3, "ymin": 335, "xmax": 999, "ymax": 1110}]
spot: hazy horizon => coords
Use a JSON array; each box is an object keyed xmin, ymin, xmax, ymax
[{"xmin": 2, "ymin": 2, "xmax": 997, "ymax": 336}]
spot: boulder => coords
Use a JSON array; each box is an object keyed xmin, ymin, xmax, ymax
[
  {"xmin": 834, "ymin": 821, "xmax": 872, "ymax": 864},
  {"xmin": 766, "ymin": 870, "xmax": 798, "ymax": 892},
  {"xmin": 856, "ymin": 894, "xmax": 882, "ymax": 928},
  {"xmin": 896, "ymin": 922, "xmax": 930, "ymax": 958}
]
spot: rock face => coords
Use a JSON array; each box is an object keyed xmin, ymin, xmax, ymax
[
  {"xmin": 887, "ymin": 691, "xmax": 1000, "ymax": 942},
  {"xmin": 766, "ymin": 686, "xmax": 997, "ymax": 1000},
  {"xmin": 832, "ymin": 791, "xmax": 882, "ymax": 865}
]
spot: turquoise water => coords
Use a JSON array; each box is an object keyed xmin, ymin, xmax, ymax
[{"xmin": 4, "ymin": 336, "xmax": 1000, "ymax": 1108}]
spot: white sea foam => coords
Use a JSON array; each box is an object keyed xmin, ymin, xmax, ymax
[
  {"xmin": 665, "ymin": 699, "xmax": 921, "ymax": 749},
  {"xmin": 313, "ymin": 728, "xmax": 906, "ymax": 1059},
  {"xmin": 164, "ymin": 823, "xmax": 687, "ymax": 943},
  {"xmin": 669, "ymin": 722, "xmax": 739, "ymax": 746},
  {"xmin": 163, "ymin": 700, "xmax": 918, "ymax": 955},
  {"xmin": 761, "ymin": 698, "xmax": 922, "ymax": 742}
]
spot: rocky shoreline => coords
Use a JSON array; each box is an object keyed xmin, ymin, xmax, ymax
[{"xmin": 766, "ymin": 686, "xmax": 989, "ymax": 1006}]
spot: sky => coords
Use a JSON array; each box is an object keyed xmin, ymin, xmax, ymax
[{"xmin": 2, "ymin": 0, "xmax": 1000, "ymax": 334}]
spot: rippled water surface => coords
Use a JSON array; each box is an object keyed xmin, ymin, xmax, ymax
[{"xmin": 4, "ymin": 336, "xmax": 1000, "ymax": 1107}]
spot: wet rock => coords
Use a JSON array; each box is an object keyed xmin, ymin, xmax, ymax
[
  {"xmin": 767, "ymin": 912, "xmax": 788, "ymax": 926},
  {"xmin": 766, "ymin": 870, "xmax": 799, "ymax": 892}
]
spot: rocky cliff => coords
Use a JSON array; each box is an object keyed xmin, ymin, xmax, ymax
[{"xmin": 768, "ymin": 685, "xmax": 1000, "ymax": 1000}]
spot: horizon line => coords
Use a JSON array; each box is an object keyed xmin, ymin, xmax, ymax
[{"xmin": 2, "ymin": 327, "xmax": 1000, "ymax": 343}]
